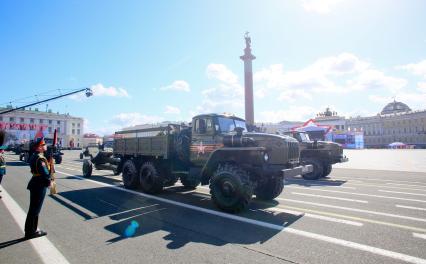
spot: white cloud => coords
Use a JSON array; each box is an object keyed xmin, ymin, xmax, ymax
[
  {"xmin": 160, "ymin": 80, "xmax": 190, "ymax": 92},
  {"xmin": 206, "ymin": 64, "xmax": 239, "ymax": 85},
  {"xmin": 164, "ymin": 105, "xmax": 181, "ymax": 114},
  {"xmin": 258, "ymin": 106, "xmax": 317, "ymax": 123},
  {"xmin": 110, "ymin": 112, "xmax": 164, "ymax": 128},
  {"xmin": 397, "ymin": 60, "xmax": 426, "ymax": 78},
  {"xmin": 254, "ymin": 53, "xmax": 406, "ymax": 97},
  {"xmin": 301, "ymin": 0, "xmax": 343, "ymax": 14},
  {"xmin": 70, "ymin": 83, "xmax": 129, "ymax": 100},
  {"xmin": 418, "ymin": 82, "xmax": 426, "ymax": 92},
  {"xmin": 346, "ymin": 69, "xmax": 407, "ymax": 93},
  {"xmin": 192, "ymin": 64, "xmax": 244, "ymax": 116},
  {"xmin": 91, "ymin": 83, "xmax": 129, "ymax": 97}
]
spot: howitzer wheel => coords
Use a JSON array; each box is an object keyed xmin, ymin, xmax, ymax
[
  {"xmin": 82, "ymin": 160, "xmax": 93, "ymax": 178},
  {"xmin": 210, "ymin": 164, "xmax": 253, "ymax": 213},
  {"xmin": 255, "ymin": 175, "xmax": 284, "ymax": 200},
  {"xmin": 122, "ymin": 160, "xmax": 139, "ymax": 189},
  {"xmin": 139, "ymin": 162, "xmax": 164, "ymax": 194}
]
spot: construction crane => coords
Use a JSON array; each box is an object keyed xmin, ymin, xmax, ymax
[{"xmin": 0, "ymin": 87, "xmax": 93, "ymax": 115}]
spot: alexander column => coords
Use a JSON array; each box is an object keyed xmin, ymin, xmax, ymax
[{"xmin": 240, "ymin": 32, "xmax": 256, "ymax": 128}]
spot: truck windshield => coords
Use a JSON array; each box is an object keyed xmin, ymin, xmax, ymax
[
  {"xmin": 218, "ymin": 117, "xmax": 247, "ymax": 133},
  {"xmin": 298, "ymin": 133, "xmax": 310, "ymax": 142}
]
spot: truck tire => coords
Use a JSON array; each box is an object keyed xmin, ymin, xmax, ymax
[
  {"xmin": 322, "ymin": 164, "xmax": 332, "ymax": 177},
  {"xmin": 82, "ymin": 160, "xmax": 93, "ymax": 178},
  {"xmin": 80, "ymin": 153, "xmax": 83, "ymax": 159},
  {"xmin": 19, "ymin": 153, "xmax": 24, "ymax": 161},
  {"xmin": 113, "ymin": 167, "xmax": 121, "ymax": 176},
  {"xmin": 139, "ymin": 162, "xmax": 164, "ymax": 194},
  {"xmin": 255, "ymin": 175, "xmax": 284, "ymax": 200},
  {"xmin": 122, "ymin": 160, "xmax": 139, "ymax": 189},
  {"xmin": 302, "ymin": 159, "xmax": 323, "ymax": 180},
  {"xmin": 55, "ymin": 155, "xmax": 62, "ymax": 164},
  {"xmin": 180, "ymin": 175, "xmax": 200, "ymax": 189},
  {"xmin": 210, "ymin": 164, "xmax": 253, "ymax": 213}
]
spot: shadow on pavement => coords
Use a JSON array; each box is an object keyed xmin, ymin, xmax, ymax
[
  {"xmin": 51, "ymin": 186, "xmax": 302, "ymax": 249},
  {"xmin": 284, "ymin": 176, "xmax": 347, "ymax": 187},
  {"xmin": 0, "ymin": 237, "xmax": 27, "ymax": 249},
  {"xmin": 5, "ymin": 161, "xmax": 28, "ymax": 167}
]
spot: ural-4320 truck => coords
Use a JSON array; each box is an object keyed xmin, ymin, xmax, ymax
[
  {"xmin": 83, "ymin": 113, "xmax": 312, "ymax": 213},
  {"xmin": 283, "ymin": 131, "xmax": 348, "ymax": 180}
]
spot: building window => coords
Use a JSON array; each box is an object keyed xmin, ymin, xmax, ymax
[
  {"xmin": 72, "ymin": 123, "xmax": 75, "ymax": 127},
  {"xmin": 9, "ymin": 117, "xmax": 14, "ymax": 122},
  {"xmin": 48, "ymin": 127, "xmax": 52, "ymax": 133},
  {"xmin": 72, "ymin": 129, "xmax": 75, "ymax": 135},
  {"xmin": 0, "ymin": 116, "xmax": 2, "ymax": 121},
  {"xmin": 77, "ymin": 123, "xmax": 80, "ymax": 127},
  {"xmin": 77, "ymin": 129, "xmax": 80, "ymax": 135},
  {"xmin": 57, "ymin": 127, "xmax": 61, "ymax": 133},
  {"xmin": 30, "ymin": 118, "xmax": 34, "ymax": 123},
  {"xmin": 57, "ymin": 120, "xmax": 61, "ymax": 125},
  {"xmin": 20, "ymin": 117, "xmax": 25, "ymax": 123},
  {"xmin": 39, "ymin": 119, "xmax": 43, "ymax": 124},
  {"xmin": 49, "ymin": 120, "xmax": 52, "ymax": 124}
]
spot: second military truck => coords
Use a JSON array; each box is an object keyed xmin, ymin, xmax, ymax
[
  {"xmin": 83, "ymin": 113, "xmax": 311, "ymax": 213},
  {"xmin": 283, "ymin": 131, "xmax": 348, "ymax": 180}
]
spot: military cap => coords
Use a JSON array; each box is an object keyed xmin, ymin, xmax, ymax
[{"xmin": 33, "ymin": 137, "xmax": 46, "ymax": 149}]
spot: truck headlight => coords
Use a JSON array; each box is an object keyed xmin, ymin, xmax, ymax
[{"xmin": 263, "ymin": 152, "xmax": 269, "ymax": 162}]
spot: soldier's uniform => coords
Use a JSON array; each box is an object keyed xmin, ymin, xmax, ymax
[{"xmin": 24, "ymin": 138, "xmax": 50, "ymax": 239}]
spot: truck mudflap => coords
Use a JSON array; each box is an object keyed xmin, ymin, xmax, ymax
[{"xmin": 282, "ymin": 164, "xmax": 313, "ymax": 177}]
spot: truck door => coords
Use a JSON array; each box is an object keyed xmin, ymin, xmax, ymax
[{"xmin": 190, "ymin": 117, "xmax": 221, "ymax": 166}]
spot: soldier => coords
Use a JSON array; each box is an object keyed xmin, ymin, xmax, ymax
[
  {"xmin": 24, "ymin": 137, "xmax": 51, "ymax": 239},
  {"xmin": 0, "ymin": 145, "xmax": 6, "ymax": 199}
]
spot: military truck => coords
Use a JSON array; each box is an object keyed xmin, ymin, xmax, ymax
[
  {"xmin": 19, "ymin": 138, "xmax": 63, "ymax": 164},
  {"xmin": 283, "ymin": 131, "xmax": 348, "ymax": 180},
  {"xmin": 80, "ymin": 143, "xmax": 100, "ymax": 159},
  {"xmin": 83, "ymin": 113, "xmax": 311, "ymax": 213}
]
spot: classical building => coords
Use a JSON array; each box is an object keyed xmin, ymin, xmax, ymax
[
  {"xmin": 347, "ymin": 101, "xmax": 426, "ymax": 148},
  {"xmin": 0, "ymin": 107, "xmax": 84, "ymax": 148},
  {"xmin": 259, "ymin": 101, "xmax": 426, "ymax": 148}
]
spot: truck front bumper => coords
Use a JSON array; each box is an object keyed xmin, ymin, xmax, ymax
[
  {"xmin": 282, "ymin": 164, "xmax": 313, "ymax": 177},
  {"xmin": 339, "ymin": 156, "xmax": 349, "ymax": 163}
]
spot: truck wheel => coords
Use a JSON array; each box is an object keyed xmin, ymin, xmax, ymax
[
  {"xmin": 55, "ymin": 155, "xmax": 62, "ymax": 164},
  {"xmin": 122, "ymin": 160, "xmax": 139, "ymax": 189},
  {"xmin": 302, "ymin": 159, "xmax": 323, "ymax": 180},
  {"xmin": 322, "ymin": 164, "xmax": 332, "ymax": 177},
  {"xmin": 210, "ymin": 164, "xmax": 253, "ymax": 213},
  {"xmin": 19, "ymin": 154, "xmax": 24, "ymax": 161},
  {"xmin": 139, "ymin": 162, "xmax": 163, "ymax": 194},
  {"xmin": 255, "ymin": 175, "xmax": 284, "ymax": 200},
  {"xmin": 82, "ymin": 160, "xmax": 93, "ymax": 178},
  {"xmin": 80, "ymin": 153, "xmax": 83, "ymax": 159},
  {"xmin": 180, "ymin": 175, "xmax": 200, "ymax": 189}
]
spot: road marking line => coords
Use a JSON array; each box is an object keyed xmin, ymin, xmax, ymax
[
  {"xmin": 413, "ymin": 233, "xmax": 426, "ymax": 240},
  {"xmin": 396, "ymin": 205, "xmax": 426, "ymax": 211},
  {"xmin": 286, "ymin": 186, "xmax": 426, "ymax": 203},
  {"xmin": 0, "ymin": 187, "xmax": 70, "ymax": 264},
  {"xmin": 279, "ymin": 198, "xmax": 426, "ymax": 222},
  {"xmin": 266, "ymin": 207, "xmax": 363, "ymax": 226},
  {"xmin": 54, "ymin": 170, "xmax": 426, "ymax": 264},
  {"xmin": 386, "ymin": 182, "xmax": 426, "ymax": 188},
  {"xmin": 379, "ymin": 190, "xmax": 426, "ymax": 197},
  {"xmin": 290, "ymin": 192, "xmax": 368, "ymax": 203},
  {"xmin": 334, "ymin": 177, "xmax": 426, "ymax": 186}
]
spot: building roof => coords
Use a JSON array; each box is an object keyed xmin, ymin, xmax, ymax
[{"xmin": 380, "ymin": 100, "xmax": 411, "ymax": 115}]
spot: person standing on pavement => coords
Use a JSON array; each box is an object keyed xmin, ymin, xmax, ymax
[
  {"xmin": 0, "ymin": 145, "xmax": 6, "ymax": 199},
  {"xmin": 24, "ymin": 137, "xmax": 51, "ymax": 239}
]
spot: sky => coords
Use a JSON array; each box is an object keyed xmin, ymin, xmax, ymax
[{"xmin": 1, "ymin": 0, "xmax": 426, "ymax": 135}]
